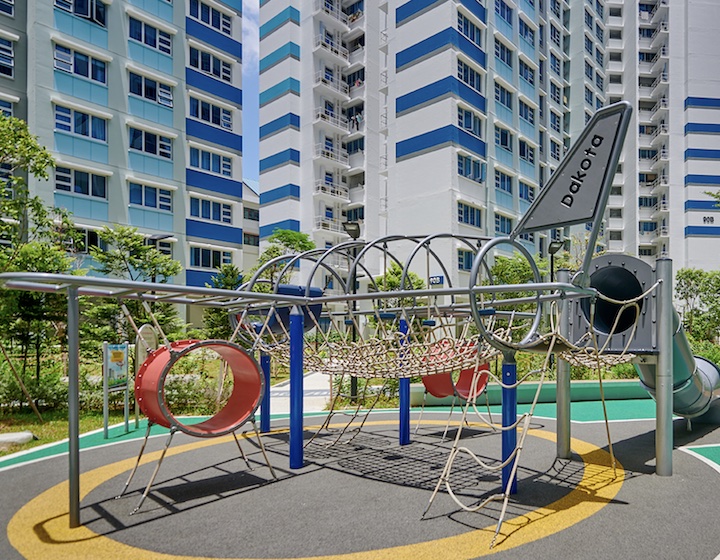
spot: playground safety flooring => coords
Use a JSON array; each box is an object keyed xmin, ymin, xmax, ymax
[{"xmin": 2, "ymin": 397, "xmax": 720, "ymax": 560}]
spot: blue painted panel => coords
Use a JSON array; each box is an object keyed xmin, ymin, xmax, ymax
[
  {"xmin": 54, "ymin": 192, "xmax": 109, "ymax": 221},
  {"xmin": 685, "ymin": 174, "xmax": 720, "ymax": 185},
  {"xmin": 496, "ymin": 18, "xmax": 513, "ymax": 41},
  {"xmin": 186, "ymin": 218, "xmax": 242, "ymax": 243},
  {"xmin": 129, "ymin": 152, "xmax": 174, "ymax": 179},
  {"xmin": 520, "ymin": 0, "xmax": 535, "ymax": 16},
  {"xmin": 260, "ymin": 149, "xmax": 301, "ymax": 172},
  {"xmin": 260, "ymin": 78, "xmax": 300, "ymax": 106},
  {"xmin": 520, "ymin": 159, "xmax": 535, "ymax": 180},
  {"xmin": 684, "ymin": 200, "xmax": 720, "ymax": 210},
  {"xmin": 128, "ymin": 206, "xmax": 174, "ymax": 230},
  {"xmin": 260, "ymin": 7, "xmax": 300, "ymax": 38},
  {"xmin": 186, "ymin": 119, "xmax": 243, "ymax": 152},
  {"xmin": 396, "ymin": 0, "xmax": 442, "ymax": 25},
  {"xmin": 260, "ymin": 113, "xmax": 300, "ymax": 139},
  {"xmin": 219, "ymin": 0, "xmax": 243, "ymax": 12},
  {"xmin": 186, "ymin": 68, "xmax": 243, "ymax": 106},
  {"xmin": 396, "ymin": 76, "xmax": 486, "ymax": 115},
  {"xmin": 54, "ymin": 133, "xmax": 109, "ymax": 164},
  {"xmin": 495, "ymin": 60, "xmax": 514, "ymax": 84},
  {"xmin": 519, "ymin": 198, "xmax": 531, "ymax": 215},
  {"xmin": 519, "ymin": 77, "xmax": 535, "ymax": 99},
  {"xmin": 54, "ymin": 9, "xmax": 108, "ymax": 49},
  {"xmin": 495, "ymin": 146, "xmax": 514, "ymax": 167},
  {"xmin": 260, "ymin": 42, "xmax": 300, "ymax": 73},
  {"xmin": 685, "ymin": 226, "xmax": 720, "ymax": 236},
  {"xmin": 520, "ymin": 36, "xmax": 535, "ymax": 58},
  {"xmin": 186, "ymin": 19, "xmax": 242, "ymax": 60},
  {"xmin": 396, "ymin": 28, "xmax": 485, "ymax": 70},
  {"xmin": 396, "ymin": 125, "xmax": 486, "ymax": 160},
  {"xmin": 186, "ymin": 269, "xmax": 217, "ymax": 288},
  {"xmin": 128, "ymin": 97, "xmax": 174, "ymax": 127},
  {"xmin": 685, "ymin": 123, "xmax": 720, "ymax": 134},
  {"xmin": 458, "ymin": 0, "xmax": 486, "ymax": 23},
  {"xmin": 260, "ymin": 183, "xmax": 301, "ymax": 204},
  {"xmin": 128, "ymin": 0, "xmax": 174, "ymax": 20},
  {"xmin": 685, "ymin": 149, "xmax": 720, "ymax": 160},
  {"xmin": 260, "ymin": 219, "xmax": 300, "ymax": 238},
  {"xmin": 186, "ymin": 168, "xmax": 243, "ymax": 197},
  {"xmin": 685, "ymin": 97, "xmax": 720, "ymax": 109},
  {"xmin": 496, "ymin": 104, "xmax": 513, "ymax": 125},
  {"xmin": 495, "ymin": 189, "xmax": 514, "ymax": 210},
  {"xmin": 128, "ymin": 42, "xmax": 173, "ymax": 75},
  {"xmin": 519, "ymin": 118, "xmax": 535, "ymax": 139},
  {"xmin": 54, "ymin": 71, "xmax": 109, "ymax": 105}
]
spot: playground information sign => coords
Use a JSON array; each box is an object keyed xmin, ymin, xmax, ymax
[{"xmin": 105, "ymin": 342, "xmax": 129, "ymax": 391}]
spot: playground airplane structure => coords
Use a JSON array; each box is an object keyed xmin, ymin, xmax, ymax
[{"xmin": 2, "ymin": 101, "xmax": 719, "ymax": 541}]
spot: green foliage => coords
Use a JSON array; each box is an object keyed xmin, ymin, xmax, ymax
[
  {"xmin": 373, "ymin": 262, "xmax": 426, "ymax": 309},
  {"xmin": 675, "ymin": 267, "xmax": 720, "ymax": 341},
  {"xmin": 0, "ymin": 357, "xmax": 68, "ymax": 412},
  {"xmin": 250, "ymin": 229, "xmax": 316, "ymax": 288},
  {"xmin": 204, "ymin": 264, "xmax": 243, "ymax": 340}
]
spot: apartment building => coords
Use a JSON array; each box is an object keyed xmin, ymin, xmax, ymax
[
  {"xmin": 258, "ymin": 0, "xmax": 606, "ymax": 287},
  {"xmin": 0, "ymin": 0, "xmax": 258, "ymax": 310}
]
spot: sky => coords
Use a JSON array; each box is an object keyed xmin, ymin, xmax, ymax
[{"xmin": 242, "ymin": 0, "xmax": 260, "ymax": 182}]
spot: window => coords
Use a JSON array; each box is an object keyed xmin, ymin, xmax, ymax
[
  {"xmin": 584, "ymin": 9, "xmax": 593, "ymax": 28},
  {"xmin": 585, "ymin": 60, "xmax": 593, "ymax": 79},
  {"xmin": 243, "ymin": 233, "xmax": 260, "ymax": 246},
  {"xmin": 495, "ymin": 213, "xmax": 512, "ymax": 234},
  {"xmin": 55, "ymin": 166, "xmax": 107, "ymax": 199},
  {"xmin": 519, "ymin": 181, "xmax": 535, "ymax": 202},
  {"xmin": 596, "ymin": 0, "xmax": 604, "ymax": 18},
  {"xmin": 0, "ymin": 0, "xmax": 13, "ymax": 16},
  {"xmin": 519, "ymin": 232, "xmax": 534, "ymax": 242},
  {"xmin": 129, "ymin": 17, "xmax": 172, "ymax": 55},
  {"xmin": 638, "ymin": 196, "xmax": 657, "ymax": 208},
  {"xmin": 458, "ymin": 249, "xmax": 474, "ymax": 271},
  {"xmin": 608, "ymin": 231, "xmax": 622, "ymax": 241},
  {"xmin": 550, "ymin": 111, "xmax": 561, "ymax": 132},
  {"xmin": 550, "ymin": 24, "xmax": 561, "ymax": 46},
  {"xmin": 129, "ymin": 127, "xmax": 173, "ymax": 159},
  {"xmin": 519, "ymin": 100, "xmax": 534, "ymax": 125},
  {"xmin": 243, "ymin": 207, "xmax": 260, "ymax": 221},
  {"xmin": 595, "ymin": 48, "xmax": 604, "ymax": 66},
  {"xmin": 54, "ymin": 105, "xmax": 107, "ymax": 141},
  {"xmin": 190, "ymin": 196, "xmax": 232, "ymax": 224},
  {"xmin": 189, "ymin": 0, "xmax": 232, "ymax": 36},
  {"xmin": 189, "ymin": 96, "xmax": 232, "ymax": 129},
  {"xmin": 584, "ymin": 35, "xmax": 593, "ymax": 55},
  {"xmin": 584, "ymin": 86, "xmax": 594, "ymax": 105},
  {"xmin": 550, "ymin": 82, "xmax": 561, "ymax": 104},
  {"xmin": 595, "ymin": 23, "xmax": 604, "ymax": 42},
  {"xmin": 595, "ymin": 73, "xmax": 604, "ymax": 90},
  {"xmin": 458, "ymin": 202, "xmax": 482, "ymax": 227},
  {"xmin": 54, "ymin": 0, "xmax": 106, "ymax": 27},
  {"xmin": 457, "ymin": 154, "xmax": 484, "ymax": 183},
  {"xmin": 457, "ymin": 12, "xmax": 482, "ymax": 47},
  {"xmin": 609, "ymin": 208, "xmax": 622, "ymax": 218},
  {"xmin": 519, "ymin": 60, "xmax": 534, "ymax": 85},
  {"xmin": 519, "ymin": 19, "xmax": 534, "ymax": 45},
  {"xmin": 190, "ymin": 247, "xmax": 232, "ymax": 269},
  {"xmin": 189, "ymin": 146, "xmax": 232, "ymax": 176},
  {"xmin": 519, "ymin": 140, "xmax": 535, "ymax": 164},
  {"xmin": 596, "ymin": 97, "xmax": 603, "ymax": 109},
  {"xmin": 0, "ymin": 38, "xmax": 13, "ymax": 77},
  {"xmin": 609, "ymin": 6, "xmax": 621, "ymax": 17},
  {"xmin": 54, "ymin": 45, "xmax": 106, "ymax": 84},
  {"xmin": 129, "ymin": 72, "xmax": 173, "ymax": 107},
  {"xmin": 495, "ymin": 169, "xmax": 512, "ymax": 193},
  {"xmin": 551, "ymin": 0, "xmax": 560, "ymax": 17},
  {"xmin": 609, "ymin": 52, "xmax": 622, "ymax": 62},
  {"xmin": 494, "ymin": 38, "xmax": 512, "ymax": 67},
  {"xmin": 190, "ymin": 46, "xmax": 232, "ymax": 82},
  {"xmin": 129, "ymin": 182, "xmax": 173, "ymax": 211},
  {"xmin": 495, "ymin": 0, "xmax": 512, "ymax": 25},
  {"xmin": 494, "ymin": 82, "xmax": 512, "ymax": 109},
  {"xmin": 457, "ymin": 59, "xmax": 483, "ymax": 93},
  {"xmin": 457, "ymin": 107, "xmax": 482, "ymax": 137},
  {"xmin": 0, "ymin": 99, "xmax": 12, "ymax": 116},
  {"xmin": 550, "ymin": 53, "xmax": 560, "ymax": 75},
  {"xmin": 495, "ymin": 126, "xmax": 512, "ymax": 152},
  {"xmin": 70, "ymin": 228, "xmax": 106, "ymax": 254},
  {"xmin": 550, "ymin": 139, "xmax": 561, "ymax": 160}
]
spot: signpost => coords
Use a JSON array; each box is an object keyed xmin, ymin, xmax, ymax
[{"xmin": 103, "ymin": 341, "xmax": 130, "ymax": 438}]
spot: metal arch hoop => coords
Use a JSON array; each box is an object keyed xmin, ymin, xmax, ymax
[
  {"xmin": 135, "ymin": 339, "xmax": 264, "ymax": 438},
  {"xmin": 468, "ymin": 236, "xmax": 543, "ymax": 352}
]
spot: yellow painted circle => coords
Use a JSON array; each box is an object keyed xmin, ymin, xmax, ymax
[{"xmin": 8, "ymin": 421, "xmax": 623, "ymax": 559}]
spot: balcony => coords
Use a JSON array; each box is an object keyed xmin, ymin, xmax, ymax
[
  {"xmin": 314, "ymin": 34, "xmax": 349, "ymax": 63},
  {"xmin": 314, "ymin": 143, "xmax": 349, "ymax": 166},
  {"xmin": 650, "ymin": 0, "xmax": 668, "ymax": 25},
  {"xmin": 313, "ymin": 0, "xmax": 349, "ymax": 27},
  {"xmin": 314, "ymin": 71, "xmax": 349, "ymax": 98},
  {"xmin": 651, "ymin": 21, "xmax": 669, "ymax": 49},
  {"xmin": 651, "ymin": 71, "xmax": 669, "ymax": 98},
  {"xmin": 651, "ymin": 123, "xmax": 668, "ymax": 145},
  {"xmin": 347, "ymin": 46, "xmax": 366, "ymax": 71},
  {"xmin": 314, "ymin": 180, "xmax": 350, "ymax": 201},
  {"xmin": 652, "ymin": 199, "xmax": 669, "ymax": 217},
  {"xmin": 314, "ymin": 216, "xmax": 346, "ymax": 234},
  {"xmin": 651, "ymin": 148, "xmax": 669, "ymax": 168},
  {"xmin": 314, "ymin": 106, "xmax": 350, "ymax": 133},
  {"xmin": 651, "ymin": 97, "xmax": 668, "ymax": 121},
  {"xmin": 654, "ymin": 225, "xmax": 669, "ymax": 238},
  {"xmin": 651, "ymin": 45, "xmax": 668, "ymax": 74}
]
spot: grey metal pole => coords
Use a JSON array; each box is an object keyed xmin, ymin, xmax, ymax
[
  {"xmin": 656, "ymin": 258, "xmax": 673, "ymax": 476},
  {"xmin": 67, "ymin": 285, "xmax": 81, "ymax": 527},
  {"xmin": 556, "ymin": 268, "xmax": 572, "ymax": 459}
]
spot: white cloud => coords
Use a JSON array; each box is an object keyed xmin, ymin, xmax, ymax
[{"xmin": 242, "ymin": 0, "xmax": 260, "ymax": 70}]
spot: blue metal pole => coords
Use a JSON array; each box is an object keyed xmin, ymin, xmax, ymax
[
  {"xmin": 260, "ymin": 352, "xmax": 271, "ymax": 433},
  {"xmin": 399, "ymin": 318, "xmax": 410, "ymax": 445},
  {"xmin": 289, "ymin": 306, "xmax": 304, "ymax": 469},
  {"xmin": 501, "ymin": 351, "xmax": 517, "ymax": 494}
]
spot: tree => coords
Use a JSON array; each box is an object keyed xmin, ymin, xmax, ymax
[
  {"xmin": 250, "ymin": 229, "xmax": 316, "ymax": 288},
  {"xmin": 80, "ymin": 226, "xmax": 184, "ymax": 350},
  {"xmin": 676, "ymin": 268, "xmax": 720, "ymax": 341},
  {"xmin": 373, "ymin": 262, "xmax": 426, "ymax": 310},
  {"xmin": 204, "ymin": 264, "xmax": 243, "ymax": 340}
]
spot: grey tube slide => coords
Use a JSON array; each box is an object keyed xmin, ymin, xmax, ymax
[{"xmin": 635, "ymin": 309, "xmax": 720, "ymax": 422}]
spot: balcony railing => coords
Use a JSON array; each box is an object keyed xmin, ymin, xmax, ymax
[
  {"xmin": 313, "ymin": 0, "xmax": 348, "ymax": 25},
  {"xmin": 314, "ymin": 143, "xmax": 349, "ymax": 165},
  {"xmin": 314, "ymin": 71, "xmax": 349, "ymax": 95},
  {"xmin": 314, "ymin": 180, "xmax": 349, "ymax": 199},
  {"xmin": 315, "ymin": 107, "xmax": 349, "ymax": 131},
  {"xmin": 314, "ymin": 216, "xmax": 345, "ymax": 233},
  {"xmin": 314, "ymin": 34, "xmax": 349, "ymax": 61}
]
